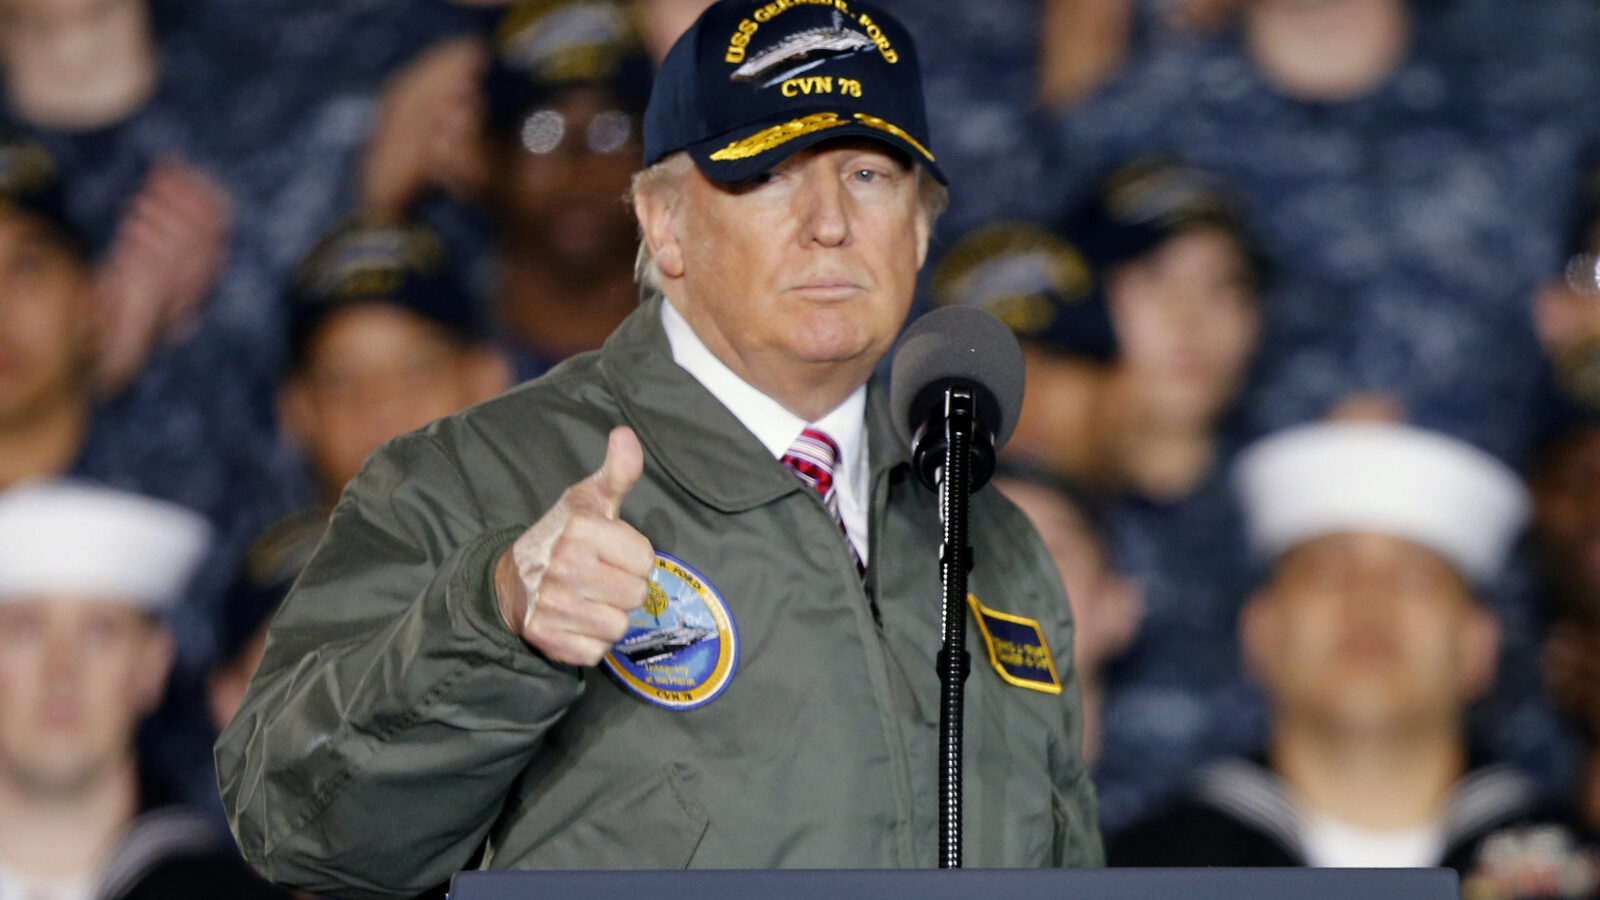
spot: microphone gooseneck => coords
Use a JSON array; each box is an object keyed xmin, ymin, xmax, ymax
[{"xmin": 887, "ymin": 306, "xmax": 1025, "ymax": 869}]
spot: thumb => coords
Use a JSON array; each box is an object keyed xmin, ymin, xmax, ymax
[{"xmin": 581, "ymin": 426, "xmax": 644, "ymax": 518}]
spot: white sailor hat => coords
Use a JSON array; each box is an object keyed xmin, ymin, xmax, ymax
[
  {"xmin": 1235, "ymin": 422, "xmax": 1530, "ymax": 583},
  {"xmin": 0, "ymin": 481, "xmax": 212, "ymax": 611}
]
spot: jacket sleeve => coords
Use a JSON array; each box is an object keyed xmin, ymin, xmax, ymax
[{"xmin": 215, "ymin": 431, "xmax": 584, "ymax": 898}]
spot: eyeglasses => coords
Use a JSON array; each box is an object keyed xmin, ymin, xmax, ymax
[
  {"xmin": 519, "ymin": 108, "xmax": 638, "ymax": 157},
  {"xmin": 1564, "ymin": 253, "xmax": 1600, "ymax": 296}
]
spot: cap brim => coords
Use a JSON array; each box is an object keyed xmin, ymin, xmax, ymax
[{"xmin": 685, "ymin": 107, "xmax": 946, "ymax": 186}]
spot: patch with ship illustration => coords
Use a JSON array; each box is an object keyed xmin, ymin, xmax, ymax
[{"xmin": 602, "ymin": 553, "xmax": 739, "ymax": 710}]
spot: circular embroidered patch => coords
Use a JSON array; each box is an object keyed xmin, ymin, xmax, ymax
[{"xmin": 602, "ymin": 552, "xmax": 738, "ymax": 710}]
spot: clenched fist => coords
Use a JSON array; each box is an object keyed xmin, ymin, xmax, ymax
[{"xmin": 494, "ymin": 426, "xmax": 656, "ymax": 666}]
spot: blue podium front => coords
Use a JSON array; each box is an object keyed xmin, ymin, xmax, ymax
[{"xmin": 448, "ymin": 867, "xmax": 1460, "ymax": 899}]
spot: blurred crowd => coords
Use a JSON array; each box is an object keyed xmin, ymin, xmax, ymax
[{"xmin": 1, "ymin": 0, "xmax": 1599, "ymax": 897}]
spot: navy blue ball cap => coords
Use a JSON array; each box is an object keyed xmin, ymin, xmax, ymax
[
  {"xmin": 483, "ymin": 0, "xmax": 654, "ymax": 134},
  {"xmin": 1067, "ymin": 156, "xmax": 1260, "ymax": 275},
  {"xmin": 644, "ymin": 0, "xmax": 945, "ymax": 185},
  {"xmin": 0, "ymin": 133, "xmax": 89, "ymax": 259},
  {"xmin": 930, "ymin": 221, "xmax": 1116, "ymax": 361},
  {"xmin": 285, "ymin": 215, "xmax": 485, "ymax": 368}
]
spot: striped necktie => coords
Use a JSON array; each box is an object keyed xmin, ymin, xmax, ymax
[{"xmin": 781, "ymin": 427, "xmax": 866, "ymax": 579}]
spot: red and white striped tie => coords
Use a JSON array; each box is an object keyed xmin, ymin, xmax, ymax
[{"xmin": 781, "ymin": 427, "xmax": 866, "ymax": 579}]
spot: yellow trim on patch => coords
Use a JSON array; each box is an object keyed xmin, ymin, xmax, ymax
[
  {"xmin": 967, "ymin": 594, "xmax": 1063, "ymax": 695},
  {"xmin": 708, "ymin": 112, "xmax": 848, "ymax": 161},
  {"xmin": 852, "ymin": 113, "xmax": 935, "ymax": 163},
  {"xmin": 604, "ymin": 554, "xmax": 739, "ymax": 710}
]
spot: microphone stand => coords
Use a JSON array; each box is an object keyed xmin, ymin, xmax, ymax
[{"xmin": 933, "ymin": 386, "xmax": 975, "ymax": 869}]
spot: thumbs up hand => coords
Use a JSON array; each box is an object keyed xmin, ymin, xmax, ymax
[{"xmin": 494, "ymin": 427, "xmax": 657, "ymax": 666}]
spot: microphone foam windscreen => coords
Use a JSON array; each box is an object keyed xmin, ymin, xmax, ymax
[{"xmin": 889, "ymin": 306, "xmax": 1026, "ymax": 451}]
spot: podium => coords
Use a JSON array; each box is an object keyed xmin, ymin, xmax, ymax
[{"xmin": 448, "ymin": 867, "xmax": 1460, "ymax": 899}]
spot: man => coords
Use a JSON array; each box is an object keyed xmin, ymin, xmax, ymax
[
  {"xmin": 1110, "ymin": 421, "xmax": 1600, "ymax": 896},
  {"xmin": 0, "ymin": 481, "xmax": 288, "ymax": 900},
  {"xmin": 360, "ymin": 0, "xmax": 656, "ymax": 381},
  {"xmin": 939, "ymin": 157, "xmax": 1262, "ymax": 501},
  {"xmin": 278, "ymin": 215, "xmax": 511, "ymax": 506},
  {"xmin": 477, "ymin": 0, "xmax": 654, "ymax": 379},
  {"xmin": 217, "ymin": 1, "xmax": 1101, "ymax": 894}
]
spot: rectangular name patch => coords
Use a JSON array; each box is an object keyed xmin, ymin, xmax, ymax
[{"xmin": 967, "ymin": 595, "xmax": 1062, "ymax": 694}]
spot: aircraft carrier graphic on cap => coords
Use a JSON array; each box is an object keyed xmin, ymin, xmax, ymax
[{"xmin": 731, "ymin": 11, "xmax": 875, "ymax": 87}]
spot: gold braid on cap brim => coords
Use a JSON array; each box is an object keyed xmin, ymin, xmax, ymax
[{"xmin": 708, "ymin": 111, "xmax": 935, "ymax": 164}]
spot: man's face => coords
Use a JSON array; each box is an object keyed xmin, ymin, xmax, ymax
[
  {"xmin": 0, "ymin": 597, "xmax": 172, "ymax": 797},
  {"xmin": 489, "ymin": 89, "xmax": 642, "ymax": 277},
  {"xmin": 642, "ymin": 139, "xmax": 929, "ymax": 408},
  {"xmin": 1529, "ymin": 425, "xmax": 1600, "ymax": 622},
  {"xmin": 1243, "ymin": 532, "xmax": 1497, "ymax": 735},
  {"xmin": 280, "ymin": 304, "xmax": 508, "ymax": 501},
  {"xmin": 1106, "ymin": 227, "xmax": 1259, "ymax": 428},
  {"xmin": 0, "ymin": 211, "xmax": 93, "ymax": 428}
]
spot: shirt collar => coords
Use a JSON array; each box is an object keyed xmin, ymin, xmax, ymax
[{"xmin": 660, "ymin": 298, "xmax": 866, "ymax": 477}]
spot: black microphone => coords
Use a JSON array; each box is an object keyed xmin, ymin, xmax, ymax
[
  {"xmin": 889, "ymin": 306, "xmax": 1025, "ymax": 492},
  {"xmin": 889, "ymin": 305, "xmax": 1025, "ymax": 868}
]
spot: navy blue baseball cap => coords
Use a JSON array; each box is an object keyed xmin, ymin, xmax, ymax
[
  {"xmin": 930, "ymin": 221, "xmax": 1116, "ymax": 362},
  {"xmin": 483, "ymin": 0, "xmax": 654, "ymax": 134},
  {"xmin": 0, "ymin": 134, "xmax": 89, "ymax": 259},
  {"xmin": 285, "ymin": 216, "xmax": 486, "ymax": 369},
  {"xmin": 643, "ymin": 0, "xmax": 945, "ymax": 185},
  {"xmin": 1066, "ymin": 157, "xmax": 1261, "ymax": 275}
]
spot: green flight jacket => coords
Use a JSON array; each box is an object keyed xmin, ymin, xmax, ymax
[{"xmin": 216, "ymin": 297, "xmax": 1102, "ymax": 898}]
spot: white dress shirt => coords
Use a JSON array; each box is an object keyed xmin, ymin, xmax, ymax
[{"xmin": 660, "ymin": 299, "xmax": 871, "ymax": 564}]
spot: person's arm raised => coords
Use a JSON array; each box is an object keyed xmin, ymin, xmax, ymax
[
  {"xmin": 218, "ymin": 427, "xmax": 650, "ymax": 898},
  {"xmin": 495, "ymin": 427, "xmax": 656, "ymax": 665}
]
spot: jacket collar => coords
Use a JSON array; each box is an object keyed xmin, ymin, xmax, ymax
[
  {"xmin": 865, "ymin": 370, "xmax": 911, "ymax": 481},
  {"xmin": 601, "ymin": 295, "xmax": 911, "ymax": 513}
]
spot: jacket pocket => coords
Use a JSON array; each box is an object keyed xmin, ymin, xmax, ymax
[{"xmin": 517, "ymin": 763, "xmax": 710, "ymax": 870}]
